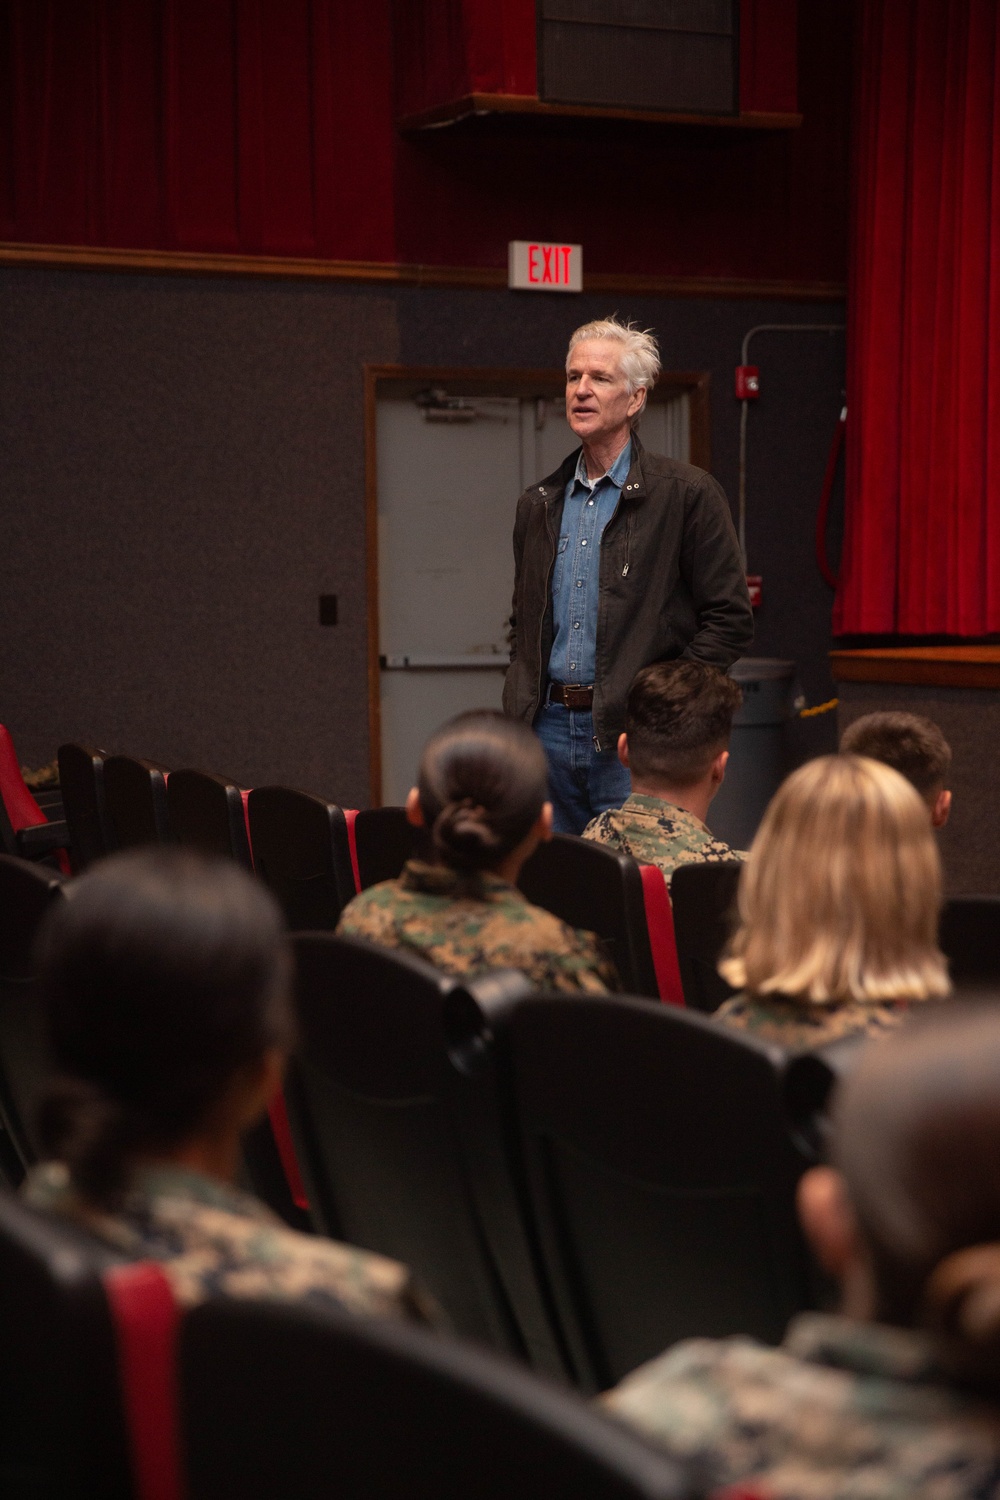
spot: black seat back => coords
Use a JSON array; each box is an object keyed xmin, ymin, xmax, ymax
[
  {"xmin": 57, "ymin": 743, "xmax": 116, "ymax": 872},
  {"xmin": 504, "ymin": 993, "xmax": 813, "ymax": 1391},
  {"xmin": 940, "ymin": 896, "xmax": 1000, "ymax": 986},
  {"xmin": 351, "ymin": 805, "xmax": 417, "ymax": 889},
  {"xmin": 287, "ymin": 934, "xmax": 564, "ymax": 1372},
  {"xmin": 669, "ymin": 861, "xmax": 743, "ymax": 1012},
  {"xmin": 103, "ymin": 756, "xmax": 171, "ymax": 849},
  {"xmin": 518, "ymin": 835, "xmax": 657, "ymax": 996},
  {"xmin": 247, "ymin": 786, "xmax": 356, "ymax": 928},
  {"xmin": 179, "ymin": 1296, "xmax": 686, "ymax": 1500},
  {"xmin": 0, "ymin": 856, "xmax": 65, "ymax": 1182},
  {"xmin": 0, "ymin": 1191, "xmax": 131, "ymax": 1500},
  {"xmin": 167, "ymin": 769, "xmax": 252, "ymax": 868}
]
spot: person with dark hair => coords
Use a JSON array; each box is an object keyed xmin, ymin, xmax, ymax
[
  {"xmin": 582, "ymin": 660, "xmax": 744, "ymax": 886},
  {"xmin": 604, "ymin": 1003, "xmax": 1000, "ymax": 1497},
  {"xmin": 25, "ymin": 847, "xmax": 438, "ymax": 1322},
  {"xmin": 841, "ymin": 711, "xmax": 953, "ymax": 827},
  {"xmin": 337, "ymin": 711, "xmax": 617, "ymax": 992}
]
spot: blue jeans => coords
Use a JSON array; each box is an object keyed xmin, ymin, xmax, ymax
[{"xmin": 533, "ymin": 701, "xmax": 632, "ymax": 835}]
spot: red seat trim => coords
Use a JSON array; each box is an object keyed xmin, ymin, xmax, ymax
[
  {"xmin": 0, "ymin": 723, "xmax": 48, "ymax": 833},
  {"xmin": 343, "ymin": 808, "xmax": 362, "ymax": 893},
  {"xmin": 268, "ymin": 1092, "xmax": 310, "ymax": 1211},
  {"xmin": 0, "ymin": 724, "xmax": 71, "ymax": 873},
  {"xmin": 103, "ymin": 1261, "xmax": 185, "ymax": 1500},
  {"xmin": 639, "ymin": 864, "xmax": 685, "ymax": 1006},
  {"xmin": 239, "ymin": 787, "xmax": 253, "ymax": 867}
]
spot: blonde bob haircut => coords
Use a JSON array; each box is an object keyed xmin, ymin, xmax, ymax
[{"xmin": 719, "ymin": 754, "xmax": 950, "ymax": 1006}]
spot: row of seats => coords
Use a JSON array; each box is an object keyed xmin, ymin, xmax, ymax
[
  {"xmin": 0, "ymin": 1191, "xmax": 691, "ymax": 1500},
  {"xmin": 48, "ymin": 742, "xmax": 747, "ymax": 1007},
  {"xmin": 0, "ymin": 847, "xmax": 829, "ymax": 1397}
]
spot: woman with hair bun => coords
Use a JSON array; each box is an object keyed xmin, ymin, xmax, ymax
[
  {"xmin": 25, "ymin": 847, "xmax": 438, "ymax": 1323},
  {"xmin": 338, "ymin": 711, "xmax": 617, "ymax": 992},
  {"xmin": 605, "ymin": 1003, "xmax": 1000, "ymax": 1498},
  {"xmin": 715, "ymin": 753, "xmax": 950, "ymax": 1050}
]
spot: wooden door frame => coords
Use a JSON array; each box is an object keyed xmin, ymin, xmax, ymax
[{"xmin": 363, "ymin": 363, "xmax": 711, "ymax": 806}]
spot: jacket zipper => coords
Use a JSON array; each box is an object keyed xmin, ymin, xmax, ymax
[
  {"xmin": 533, "ymin": 498, "xmax": 556, "ymax": 721},
  {"xmin": 622, "ymin": 510, "xmax": 633, "ymax": 577}
]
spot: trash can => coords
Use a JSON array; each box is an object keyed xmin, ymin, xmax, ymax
[{"xmin": 705, "ymin": 658, "xmax": 799, "ymax": 852}]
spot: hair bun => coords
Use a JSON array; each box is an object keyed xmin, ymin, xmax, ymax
[
  {"xmin": 923, "ymin": 1244, "xmax": 1000, "ymax": 1384},
  {"xmin": 432, "ymin": 799, "xmax": 504, "ymax": 871}
]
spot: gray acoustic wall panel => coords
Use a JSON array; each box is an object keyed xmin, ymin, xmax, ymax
[{"xmin": 0, "ymin": 267, "xmax": 843, "ymax": 807}]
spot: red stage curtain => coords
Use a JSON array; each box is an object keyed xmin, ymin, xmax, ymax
[
  {"xmin": 0, "ymin": 0, "xmax": 395, "ymax": 261},
  {"xmin": 835, "ymin": 0, "xmax": 1000, "ymax": 636}
]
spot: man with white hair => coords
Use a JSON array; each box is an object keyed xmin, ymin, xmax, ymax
[{"xmin": 503, "ymin": 316, "xmax": 753, "ymax": 834}]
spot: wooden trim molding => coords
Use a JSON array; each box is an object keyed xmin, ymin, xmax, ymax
[
  {"xmin": 831, "ymin": 646, "xmax": 1000, "ymax": 691},
  {"xmin": 0, "ymin": 241, "xmax": 844, "ymax": 303},
  {"xmin": 399, "ymin": 92, "xmax": 803, "ymax": 133}
]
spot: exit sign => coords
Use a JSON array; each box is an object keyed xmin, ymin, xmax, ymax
[{"xmin": 508, "ymin": 241, "xmax": 582, "ymax": 292}]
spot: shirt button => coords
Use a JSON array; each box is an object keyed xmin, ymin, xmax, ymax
[
  {"xmin": 570, "ymin": 662, "xmax": 577, "ymax": 669},
  {"xmin": 575, "ymin": 580, "xmax": 583, "ymax": 587},
  {"xmin": 581, "ymin": 539, "xmax": 587, "ymax": 546},
  {"xmin": 588, "ymin": 499, "xmax": 594, "ymax": 507},
  {"xmin": 573, "ymin": 622, "xmax": 581, "ymax": 629}
]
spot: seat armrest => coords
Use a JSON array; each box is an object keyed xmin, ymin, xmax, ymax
[{"xmin": 16, "ymin": 819, "xmax": 69, "ymax": 857}]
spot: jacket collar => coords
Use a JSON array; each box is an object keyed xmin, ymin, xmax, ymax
[{"xmin": 531, "ymin": 428, "xmax": 647, "ymax": 505}]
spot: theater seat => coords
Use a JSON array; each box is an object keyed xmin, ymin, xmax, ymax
[
  {"xmin": 347, "ymin": 805, "xmax": 417, "ymax": 891},
  {"xmin": 518, "ymin": 834, "xmax": 660, "ymax": 997},
  {"xmin": 167, "ymin": 769, "xmax": 253, "ymax": 869},
  {"xmin": 103, "ymin": 756, "xmax": 171, "ymax": 849},
  {"xmin": 503, "ymin": 993, "xmax": 815, "ymax": 1392},
  {"xmin": 939, "ymin": 895, "xmax": 1000, "ymax": 988},
  {"xmin": 0, "ymin": 1191, "xmax": 132, "ymax": 1500},
  {"xmin": 0, "ymin": 856, "xmax": 66, "ymax": 1184},
  {"xmin": 247, "ymin": 786, "xmax": 356, "ymax": 928},
  {"xmin": 0, "ymin": 725, "xmax": 70, "ymax": 874},
  {"xmin": 104, "ymin": 1260, "xmax": 687, "ymax": 1500},
  {"xmin": 286, "ymin": 933, "xmax": 564, "ymax": 1373},
  {"xmin": 57, "ymin": 743, "xmax": 117, "ymax": 872},
  {"xmin": 669, "ymin": 861, "xmax": 743, "ymax": 1012}
]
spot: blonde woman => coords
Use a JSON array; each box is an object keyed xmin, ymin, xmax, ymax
[{"xmin": 714, "ymin": 754, "xmax": 950, "ymax": 1050}]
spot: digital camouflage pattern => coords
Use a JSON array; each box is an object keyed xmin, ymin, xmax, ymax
[
  {"xmin": 715, "ymin": 992, "xmax": 912, "ymax": 1051},
  {"xmin": 25, "ymin": 1161, "xmax": 440, "ymax": 1323},
  {"xmin": 337, "ymin": 860, "xmax": 618, "ymax": 993},
  {"xmin": 603, "ymin": 1312, "xmax": 1000, "ymax": 1500},
  {"xmin": 582, "ymin": 793, "xmax": 744, "ymax": 887}
]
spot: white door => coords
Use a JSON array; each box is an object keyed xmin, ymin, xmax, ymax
[{"xmin": 375, "ymin": 389, "xmax": 690, "ymax": 805}]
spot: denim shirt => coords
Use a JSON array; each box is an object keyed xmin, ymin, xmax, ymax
[{"xmin": 548, "ymin": 440, "xmax": 632, "ymax": 685}]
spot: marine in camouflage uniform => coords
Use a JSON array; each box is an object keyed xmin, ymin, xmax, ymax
[
  {"xmin": 337, "ymin": 859, "xmax": 618, "ymax": 993},
  {"xmin": 24, "ymin": 1160, "xmax": 439, "ymax": 1323},
  {"xmin": 602, "ymin": 1312, "xmax": 1000, "ymax": 1500},
  {"xmin": 582, "ymin": 792, "xmax": 744, "ymax": 886},
  {"xmin": 715, "ymin": 992, "xmax": 911, "ymax": 1051}
]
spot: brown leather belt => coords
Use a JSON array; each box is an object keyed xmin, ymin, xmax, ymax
[{"xmin": 547, "ymin": 681, "xmax": 594, "ymax": 710}]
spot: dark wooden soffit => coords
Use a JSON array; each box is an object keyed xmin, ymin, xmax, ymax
[
  {"xmin": 0, "ymin": 242, "xmax": 844, "ymax": 303},
  {"xmin": 831, "ymin": 647, "xmax": 1000, "ymax": 691},
  {"xmin": 398, "ymin": 92, "xmax": 802, "ymax": 133}
]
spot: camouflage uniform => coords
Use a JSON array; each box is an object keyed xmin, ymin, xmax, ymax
[
  {"xmin": 337, "ymin": 859, "xmax": 618, "ymax": 993},
  {"xmin": 715, "ymin": 992, "xmax": 912, "ymax": 1051},
  {"xmin": 603, "ymin": 1312, "xmax": 1000, "ymax": 1499},
  {"xmin": 582, "ymin": 793, "xmax": 744, "ymax": 887},
  {"xmin": 24, "ymin": 1160, "xmax": 439, "ymax": 1323}
]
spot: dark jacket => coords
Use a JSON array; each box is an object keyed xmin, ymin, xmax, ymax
[{"xmin": 502, "ymin": 433, "xmax": 754, "ymax": 748}]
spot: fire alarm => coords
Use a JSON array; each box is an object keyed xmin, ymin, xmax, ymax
[{"xmin": 735, "ymin": 366, "xmax": 760, "ymax": 400}]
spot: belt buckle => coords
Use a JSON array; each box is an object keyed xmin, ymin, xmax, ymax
[{"xmin": 564, "ymin": 684, "xmax": 592, "ymax": 709}]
